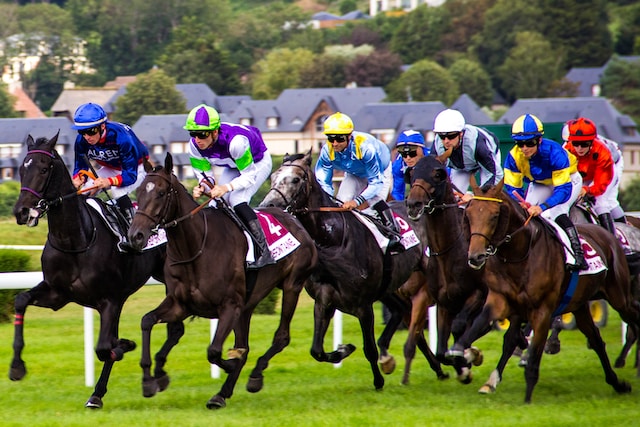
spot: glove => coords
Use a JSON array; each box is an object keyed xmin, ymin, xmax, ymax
[{"xmin": 583, "ymin": 193, "xmax": 596, "ymax": 206}]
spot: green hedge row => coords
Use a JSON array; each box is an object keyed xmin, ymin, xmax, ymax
[{"xmin": 0, "ymin": 249, "xmax": 30, "ymax": 323}]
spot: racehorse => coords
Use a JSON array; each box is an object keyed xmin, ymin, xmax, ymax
[
  {"xmin": 127, "ymin": 153, "xmax": 318, "ymax": 409},
  {"xmin": 11, "ymin": 133, "xmax": 167, "ymax": 409},
  {"xmin": 405, "ymin": 155, "xmax": 492, "ymax": 383},
  {"xmin": 260, "ymin": 151, "xmax": 447, "ymax": 390},
  {"xmin": 449, "ymin": 179, "xmax": 640, "ymax": 402}
]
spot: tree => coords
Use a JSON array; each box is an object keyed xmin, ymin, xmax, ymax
[
  {"xmin": 250, "ymin": 48, "xmax": 315, "ymax": 99},
  {"xmin": 620, "ymin": 176, "xmax": 640, "ymax": 211},
  {"xmin": 440, "ymin": 0, "xmax": 497, "ymax": 56},
  {"xmin": 157, "ymin": 18, "xmax": 241, "ymax": 95},
  {"xmin": 448, "ymin": 58, "xmax": 493, "ymax": 107},
  {"xmin": 0, "ymin": 84, "xmax": 18, "ymax": 118},
  {"xmin": 497, "ymin": 31, "xmax": 566, "ymax": 102},
  {"xmin": 298, "ymin": 54, "xmax": 348, "ymax": 88},
  {"xmin": 385, "ymin": 59, "xmax": 458, "ymax": 104},
  {"xmin": 344, "ymin": 50, "xmax": 403, "ymax": 87},
  {"xmin": 22, "ymin": 56, "xmax": 65, "ymax": 112},
  {"xmin": 390, "ymin": 5, "xmax": 451, "ymax": 64},
  {"xmin": 601, "ymin": 58, "xmax": 640, "ymax": 123},
  {"xmin": 611, "ymin": 2, "xmax": 640, "ymax": 55},
  {"xmin": 112, "ymin": 68, "xmax": 186, "ymax": 125}
]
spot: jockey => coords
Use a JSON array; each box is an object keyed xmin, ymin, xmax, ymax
[
  {"xmin": 430, "ymin": 109, "xmax": 503, "ymax": 203},
  {"xmin": 71, "ymin": 102, "xmax": 149, "ymax": 252},
  {"xmin": 391, "ymin": 129, "xmax": 429, "ymax": 201},
  {"xmin": 316, "ymin": 112, "xmax": 404, "ymax": 253},
  {"xmin": 187, "ymin": 103, "xmax": 275, "ymax": 269},
  {"xmin": 562, "ymin": 118, "xmax": 627, "ymax": 233},
  {"xmin": 504, "ymin": 113, "xmax": 587, "ymax": 271}
]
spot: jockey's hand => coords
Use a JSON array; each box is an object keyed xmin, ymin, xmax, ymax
[
  {"xmin": 459, "ymin": 193, "xmax": 473, "ymax": 204},
  {"xmin": 192, "ymin": 185, "xmax": 205, "ymax": 199},
  {"xmin": 208, "ymin": 184, "xmax": 229, "ymax": 199},
  {"xmin": 582, "ymin": 192, "xmax": 596, "ymax": 206},
  {"xmin": 93, "ymin": 177, "xmax": 112, "ymax": 190},
  {"xmin": 527, "ymin": 205, "xmax": 543, "ymax": 217},
  {"xmin": 342, "ymin": 200, "xmax": 358, "ymax": 210},
  {"xmin": 72, "ymin": 176, "xmax": 85, "ymax": 189},
  {"xmin": 519, "ymin": 201, "xmax": 531, "ymax": 210}
]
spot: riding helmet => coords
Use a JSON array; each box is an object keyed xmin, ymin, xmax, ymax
[
  {"xmin": 72, "ymin": 103, "xmax": 107, "ymax": 130},
  {"xmin": 323, "ymin": 112, "xmax": 354, "ymax": 135},
  {"xmin": 433, "ymin": 109, "xmax": 465, "ymax": 133},
  {"xmin": 396, "ymin": 130, "xmax": 426, "ymax": 148},
  {"xmin": 184, "ymin": 104, "xmax": 221, "ymax": 131},
  {"xmin": 567, "ymin": 117, "xmax": 597, "ymax": 142},
  {"xmin": 511, "ymin": 114, "xmax": 544, "ymax": 140}
]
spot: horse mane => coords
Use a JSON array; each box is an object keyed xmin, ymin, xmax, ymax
[{"xmin": 283, "ymin": 153, "xmax": 305, "ymax": 163}]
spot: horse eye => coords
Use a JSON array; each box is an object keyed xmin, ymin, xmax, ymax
[
  {"xmin": 41, "ymin": 168, "xmax": 49, "ymax": 174},
  {"xmin": 292, "ymin": 177, "xmax": 300, "ymax": 184}
]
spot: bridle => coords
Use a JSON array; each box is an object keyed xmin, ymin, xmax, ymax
[
  {"xmin": 135, "ymin": 171, "xmax": 208, "ymax": 265},
  {"xmin": 466, "ymin": 195, "xmax": 534, "ymax": 262},
  {"xmin": 20, "ymin": 148, "xmax": 98, "ymax": 253},
  {"xmin": 264, "ymin": 161, "xmax": 312, "ymax": 215}
]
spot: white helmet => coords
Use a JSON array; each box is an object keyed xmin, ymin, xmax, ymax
[
  {"xmin": 433, "ymin": 109, "xmax": 465, "ymax": 133},
  {"xmin": 561, "ymin": 123, "xmax": 569, "ymax": 143}
]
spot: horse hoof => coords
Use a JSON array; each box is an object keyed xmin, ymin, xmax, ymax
[
  {"xmin": 142, "ymin": 379, "xmax": 159, "ymax": 398},
  {"xmin": 444, "ymin": 348, "xmax": 464, "ymax": 362},
  {"xmin": 544, "ymin": 341, "xmax": 560, "ymax": 355},
  {"xmin": 9, "ymin": 362, "xmax": 26, "ymax": 381},
  {"xmin": 118, "ymin": 339, "xmax": 136, "ymax": 353},
  {"xmin": 338, "ymin": 344, "xmax": 356, "ymax": 358},
  {"xmin": 466, "ymin": 347, "xmax": 483, "ymax": 366},
  {"xmin": 437, "ymin": 372, "xmax": 450, "ymax": 381},
  {"xmin": 85, "ymin": 395, "xmax": 103, "ymax": 409},
  {"xmin": 379, "ymin": 355, "xmax": 396, "ymax": 375},
  {"xmin": 457, "ymin": 367, "xmax": 472, "ymax": 384},
  {"xmin": 246, "ymin": 375, "xmax": 264, "ymax": 393},
  {"xmin": 478, "ymin": 384, "xmax": 496, "ymax": 394},
  {"xmin": 614, "ymin": 380, "xmax": 632, "ymax": 394},
  {"xmin": 155, "ymin": 374, "xmax": 170, "ymax": 392},
  {"xmin": 206, "ymin": 395, "xmax": 227, "ymax": 409}
]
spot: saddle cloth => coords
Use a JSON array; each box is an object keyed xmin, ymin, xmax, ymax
[
  {"xmin": 244, "ymin": 211, "xmax": 301, "ymax": 264},
  {"xmin": 86, "ymin": 198, "xmax": 167, "ymax": 251},
  {"xmin": 351, "ymin": 211, "xmax": 420, "ymax": 254},
  {"xmin": 543, "ymin": 218, "xmax": 606, "ymax": 275}
]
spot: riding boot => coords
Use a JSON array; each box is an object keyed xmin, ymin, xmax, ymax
[
  {"xmin": 372, "ymin": 201, "xmax": 405, "ymax": 254},
  {"xmin": 558, "ymin": 220, "xmax": 588, "ymax": 271},
  {"xmin": 235, "ymin": 202, "xmax": 276, "ymax": 269},
  {"xmin": 115, "ymin": 195, "xmax": 138, "ymax": 253},
  {"xmin": 614, "ymin": 215, "xmax": 628, "ymax": 224},
  {"xmin": 598, "ymin": 213, "xmax": 616, "ymax": 235}
]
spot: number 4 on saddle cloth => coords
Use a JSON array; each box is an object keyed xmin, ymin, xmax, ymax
[
  {"xmin": 352, "ymin": 211, "xmax": 421, "ymax": 255},
  {"xmin": 244, "ymin": 211, "xmax": 302, "ymax": 264}
]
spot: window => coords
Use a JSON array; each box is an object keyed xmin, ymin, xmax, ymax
[
  {"xmin": 240, "ymin": 118, "xmax": 252, "ymax": 126},
  {"xmin": 170, "ymin": 142, "xmax": 188, "ymax": 154},
  {"xmin": 2, "ymin": 168, "xmax": 12, "ymax": 180},
  {"xmin": 152, "ymin": 144, "xmax": 164, "ymax": 155},
  {"xmin": 266, "ymin": 116, "xmax": 279, "ymax": 129},
  {"xmin": 0, "ymin": 144, "xmax": 21, "ymax": 158}
]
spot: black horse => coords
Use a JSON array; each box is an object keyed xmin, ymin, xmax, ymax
[
  {"xmin": 260, "ymin": 151, "xmax": 446, "ymax": 390},
  {"xmin": 11, "ymin": 133, "xmax": 167, "ymax": 409},
  {"xmin": 127, "ymin": 153, "xmax": 318, "ymax": 409}
]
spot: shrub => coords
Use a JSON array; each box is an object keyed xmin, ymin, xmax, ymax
[{"xmin": 0, "ymin": 249, "xmax": 30, "ymax": 322}]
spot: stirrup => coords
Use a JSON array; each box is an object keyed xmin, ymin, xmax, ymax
[{"xmin": 247, "ymin": 252, "xmax": 276, "ymax": 270}]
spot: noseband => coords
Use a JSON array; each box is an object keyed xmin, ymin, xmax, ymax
[{"xmin": 265, "ymin": 162, "xmax": 311, "ymax": 214}]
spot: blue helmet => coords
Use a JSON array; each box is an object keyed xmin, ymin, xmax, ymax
[
  {"xmin": 72, "ymin": 103, "xmax": 107, "ymax": 130},
  {"xmin": 396, "ymin": 130, "xmax": 426, "ymax": 148},
  {"xmin": 511, "ymin": 114, "xmax": 544, "ymax": 141}
]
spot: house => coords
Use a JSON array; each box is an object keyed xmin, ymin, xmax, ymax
[
  {"xmin": 50, "ymin": 88, "xmax": 119, "ymax": 121},
  {"xmin": 310, "ymin": 10, "xmax": 369, "ymax": 29},
  {"xmin": 10, "ymin": 85, "xmax": 46, "ymax": 118},
  {"xmin": 564, "ymin": 55, "xmax": 640, "ymax": 98},
  {"xmin": 369, "ymin": 0, "xmax": 445, "ymax": 17}
]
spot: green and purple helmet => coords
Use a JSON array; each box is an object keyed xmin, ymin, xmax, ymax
[{"xmin": 184, "ymin": 104, "xmax": 221, "ymax": 131}]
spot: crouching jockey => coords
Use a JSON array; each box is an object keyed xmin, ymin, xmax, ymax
[
  {"xmin": 71, "ymin": 102, "xmax": 148, "ymax": 252},
  {"xmin": 186, "ymin": 104, "xmax": 275, "ymax": 269}
]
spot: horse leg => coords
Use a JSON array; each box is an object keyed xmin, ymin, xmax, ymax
[
  {"xmin": 357, "ymin": 305, "xmax": 385, "ymax": 390},
  {"xmin": 310, "ymin": 296, "xmax": 355, "ymax": 364},
  {"xmin": 573, "ymin": 306, "xmax": 631, "ymax": 395},
  {"xmin": 10, "ymin": 283, "xmax": 68, "ymax": 382},
  {"xmin": 208, "ymin": 311, "xmax": 250, "ymax": 410},
  {"xmin": 152, "ymin": 321, "xmax": 185, "ymax": 392},
  {"xmin": 377, "ymin": 294, "xmax": 408, "ymax": 375},
  {"xmin": 614, "ymin": 322, "xmax": 637, "ymax": 368},
  {"xmin": 247, "ymin": 280, "xmax": 304, "ymax": 393},
  {"xmin": 479, "ymin": 317, "xmax": 525, "ymax": 394},
  {"xmin": 544, "ymin": 316, "xmax": 563, "ymax": 355},
  {"xmin": 522, "ymin": 315, "xmax": 553, "ymax": 404},
  {"xmin": 140, "ymin": 296, "xmax": 187, "ymax": 399}
]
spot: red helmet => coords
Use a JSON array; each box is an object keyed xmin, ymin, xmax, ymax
[{"xmin": 568, "ymin": 117, "xmax": 597, "ymax": 142}]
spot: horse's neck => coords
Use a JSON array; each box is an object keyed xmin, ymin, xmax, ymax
[
  {"xmin": 425, "ymin": 188, "xmax": 465, "ymax": 253},
  {"xmin": 164, "ymin": 189, "xmax": 213, "ymax": 257},
  {"xmin": 46, "ymin": 194, "xmax": 95, "ymax": 246}
]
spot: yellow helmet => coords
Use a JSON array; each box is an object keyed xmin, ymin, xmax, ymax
[{"xmin": 323, "ymin": 112, "xmax": 354, "ymax": 135}]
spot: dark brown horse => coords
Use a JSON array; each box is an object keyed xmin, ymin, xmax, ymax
[
  {"xmin": 449, "ymin": 179, "xmax": 640, "ymax": 402},
  {"xmin": 127, "ymin": 153, "xmax": 318, "ymax": 409},
  {"xmin": 260, "ymin": 151, "xmax": 447, "ymax": 390},
  {"xmin": 405, "ymin": 155, "xmax": 491, "ymax": 382},
  {"xmin": 12, "ymin": 133, "xmax": 167, "ymax": 409}
]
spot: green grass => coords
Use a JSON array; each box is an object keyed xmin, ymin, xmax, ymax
[
  {"xmin": 0, "ymin": 217, "xmax": 48, "ymax": 271},
  {"xmin": 0, "ymin": 286, "xmax": 638, "ymax": 426}
]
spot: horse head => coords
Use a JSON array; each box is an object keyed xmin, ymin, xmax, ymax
[
  {"xmin": 260, "ymin": 150, "xmax": 313, "ymax": 213},
  {"xmin": 406, "ymin": 155, "xmax": 452, "ymax": 220},
  {"xmin": 14, "ymin": 132, "xmax": 66, "ymax": 227},
  {"xmin": 129, "ymin": 153, "xmax": 183, "ymax": 250},
  {"xmin": 465, "ymin": 178, "xmax": 509, "ymax": 270}
]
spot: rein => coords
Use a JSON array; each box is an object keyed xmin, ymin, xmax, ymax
[{"xmin": 468, "ymin": 195, "xmax": 533, "ymax": 262}]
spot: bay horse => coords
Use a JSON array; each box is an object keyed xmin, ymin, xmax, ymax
[
  {"xmin": 259, "ymin": 151, "xmax": 447, "ymax": 390},
  {"xmin": 448, "ymin": 179, "xmax": 640, "ymax": 403},
  {"xmin": 11, "ymin": 133, "xmax": 167, "ymax": 409},
  {"xmin": 405, "ymin": 155, "xmax": 493, "ymax": 383},
  {"xmin": 127, "ymin": 153, "xmax": 318, "ymax": 410}
]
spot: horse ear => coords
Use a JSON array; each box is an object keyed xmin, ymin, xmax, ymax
[
  {"xmin": 304, "ymin": 149, "xmax": 312, "ymax": 166},
  {"xmin": 26, "ymin": 134, "xmax": 35, "ymax": 149},
  {"xmin": 49, "ymin": 130, "xmax": 60, "ymax": 147},
  {"xmin": 143, "ymin": 158, "xmax": 154, "ymax": 173},
  {"xmin": 164, "ymin": 152, "xmax": 174, "ymax": 173}
]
